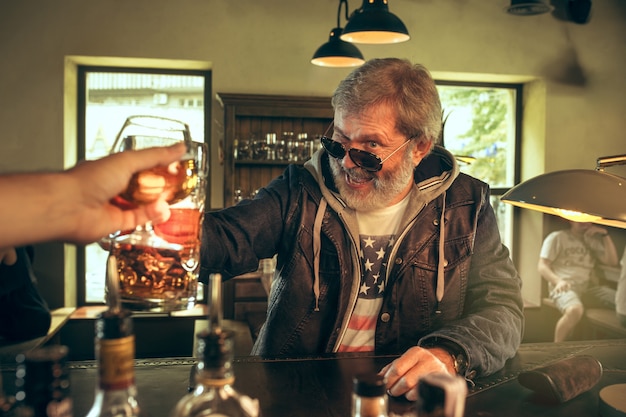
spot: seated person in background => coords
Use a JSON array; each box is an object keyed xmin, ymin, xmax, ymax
[
  {"xmin": 538, "ymin": 221, "xmax": 619, "ymax": 342},
  {"xmin": 0, "ymin": 246, "xmax": 51, "ymax": 341},
  {"xmin": 616, "ymin": 247, "xmax": 626, "ymax": 327}
]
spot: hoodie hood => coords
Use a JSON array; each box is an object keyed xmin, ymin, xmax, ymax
[{"xmin": 303, "ymin": 145, "xmax": 461, "ymax": 321}]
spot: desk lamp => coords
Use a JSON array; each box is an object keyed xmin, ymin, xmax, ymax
[{"xmin": 501, "ymin": 154, "xmax": 626, "ymax": 229}]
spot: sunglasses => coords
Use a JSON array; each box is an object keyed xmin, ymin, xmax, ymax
[{"xmin": 320, "ymin": 125, "xmax": 413, "ymax": 172}]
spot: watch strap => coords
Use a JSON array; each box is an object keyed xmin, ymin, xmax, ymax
[{"xmin": 421, "ymin": 339, "xmax": 469, "ymax": 376}]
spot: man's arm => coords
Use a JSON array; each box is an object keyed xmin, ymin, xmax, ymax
[
  {"xmin": 586, "ymin": 226, "xmax": 619, "ymax": 266},
  {"xmin": 538, "ymin": 257, "xmax": 561, "ymax": 286},
  {"xmin": 538, "ymin": 257, "xmax": 571, "ymax": 295},
  {"xmin": 0, "ymin": 143, "xmax": 185, "ymax": 249}
]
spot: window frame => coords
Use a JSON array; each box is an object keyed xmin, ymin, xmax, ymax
[
  {"xmin": 435, "ymin": 79, "xmax": 523, "ymax": 256},
  {"xmin": 75, "ymin": 65, "xmax": 212, "ymax": 306}
]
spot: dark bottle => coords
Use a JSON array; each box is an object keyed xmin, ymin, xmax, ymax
[
  {"xmin": 171, "ymin": 273, "xmax": 259, "ymax": 417},
  {"xmin": 85, "ymin": 309, "xmax": 144, "ymax": 417},
  {"xmin": 1, "ymin": 364, "xmax": 17, "ymax": 416},
  {"xmin": 351, "ymin": 374, "xmax": 388, "ymax": 417},
  {"xmin": 13, "ymin": 345, "xmax": 73, "ymax": 417}
]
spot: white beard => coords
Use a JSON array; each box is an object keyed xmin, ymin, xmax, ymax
[{"xmin": 329, "ymin": 151, "xmax": 415, "ymax": 211}]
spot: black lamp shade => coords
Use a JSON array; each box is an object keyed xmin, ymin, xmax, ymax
[
  {"xmin": 506, "ymin": 0, "xmax": 554, "ymax": 16},
  {"xmin": 311, "ymin": 27, "xmax": 365, "ymax": 67},
  {"xmin": 501, "ymin": 169, "xmax": 626, "ymax": 229},
  {"xmin": 340, "ymin": 0, "xmax": 410, "ymax": 44}
]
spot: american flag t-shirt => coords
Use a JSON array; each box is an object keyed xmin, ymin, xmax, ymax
[
  {"xmin": 336, "ymin": 193, "xmax": 409, "ymax": 352},
  {"xmin": 337, "ymin": 234, "xmax": 394, "ymax": 352}
]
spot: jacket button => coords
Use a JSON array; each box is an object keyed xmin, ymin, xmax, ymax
[
  {"xmin": 380, "ymin": 312, "xmax": 390, "ymax": 322},
  {"xmin": 443, "ymin": 259, "xmax": 448, "ymax": 267},
  {"xmin": 433, "ymin": 219, "xmax": 439, "ymax": 226},
  {"xmin": 394, "ymin": 257, "xmax": 402, "ymax": 265}
]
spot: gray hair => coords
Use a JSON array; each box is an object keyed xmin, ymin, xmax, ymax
[{"xmin": 331, "ymin": 58, "xmax": 442, "ymax": 144}]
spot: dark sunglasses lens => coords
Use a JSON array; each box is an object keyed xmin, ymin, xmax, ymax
[
  {"xmin": 349, "ymin": 149, "xmax": 382, "ymax": 172},
  {"xmin": 321, "ymin": 136, "xmax": 346, "ymax": 159}
]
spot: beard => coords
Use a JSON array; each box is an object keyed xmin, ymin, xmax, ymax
[{"xmin": 329, "ymin": 150, "xmax": 416, "ymax": 211}]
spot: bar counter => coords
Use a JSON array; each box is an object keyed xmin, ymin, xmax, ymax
[{"xmin": 2, "ymin": 339, "xmax": 626, "ymax": 416}]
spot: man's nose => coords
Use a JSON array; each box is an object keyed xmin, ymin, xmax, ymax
[{"xmin": 342, "ymin": 150, "xmax": 358, "ymax": 170}]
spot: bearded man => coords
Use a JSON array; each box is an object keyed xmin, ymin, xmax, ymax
[{"xmin": 201, "ymin": 58, "xmax": 524, "ymax": 400}]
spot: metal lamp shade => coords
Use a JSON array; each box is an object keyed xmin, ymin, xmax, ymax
[
  {"xmin": 506, "ymin": 0, "xmax": 554, "ymax": 16},
  {"xmin": 340, "ymin": 0, "xmax": 410, "ymax": 44},
  {"xmin": 501, "ymin": 169, "xmax": 626, "ymax": 229},
  {"xmin": 311, "ymin": 27, "xmax": 365, "ymax": 67}
]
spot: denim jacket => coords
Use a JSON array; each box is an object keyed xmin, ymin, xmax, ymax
[{"xmin": 201, "ymin": 146, "xmax": 524, "ymax": 380}]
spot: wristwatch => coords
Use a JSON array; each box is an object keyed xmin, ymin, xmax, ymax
[{"xmin": 422, "ymin": 339, "xmax": 469, "ymax": 376}]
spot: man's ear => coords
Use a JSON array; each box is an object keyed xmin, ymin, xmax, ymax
[{"xmin": 413, "ymin": 139, "xmax": 433, "ymax": 160}]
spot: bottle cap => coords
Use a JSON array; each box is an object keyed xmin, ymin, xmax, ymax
[
  {"xmin": 197, "ymin": 330, "xmax": 234, "ymax": 368},
  {"xmin": 353, "ymin": 374, "xmax": 387, "ymax": 398},
  {"xmin": 96, "ymin": 309, "xmax": 133, "ymax": 339}
]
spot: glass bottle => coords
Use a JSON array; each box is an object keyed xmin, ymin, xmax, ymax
[
  {"xmin": 351, "ymin": 374, "xmax": 388, "ymax": 417},
  {"xmin": 170, "ymin": 273, "xmax": 260, "ymax": 417},
  {"xmin": 85, "ymin": 309, "xmax": 145, "ymax": 417},
  {"xmin": 1, "ymin": 364, "xmax": 17, "ymax": 416},
  {"xmin": 13, "ymin": 345, "xmax": 73, "ymax": 417}
]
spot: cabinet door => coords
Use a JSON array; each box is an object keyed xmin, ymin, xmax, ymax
[{"xmin": 217, "ymin": 93, "xmax": 333, "ymax": 207}]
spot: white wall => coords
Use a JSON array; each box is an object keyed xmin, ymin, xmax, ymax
[{"xmin": 1, "ymin": 0, "xmax": 625, "ymax": 307}]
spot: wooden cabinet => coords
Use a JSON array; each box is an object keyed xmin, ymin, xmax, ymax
[{"xmin": 216, "ymin": 93, "xmax": 334, "ymax": 207}]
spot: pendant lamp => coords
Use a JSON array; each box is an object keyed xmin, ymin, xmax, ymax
[
  {"xmin": 311, "ymin": 0, "xmax": 365, "ymax": 67},
  {"xmin": 501, "ymin": 154, "xmax": 626, "ymax": 229},
  {"xmin": 505, "ymin": 0, "xmax": 553, "ymax": 16},
  {"xmin": 340, "ymin": 0, "xmax": 410, "ymax": 44}
]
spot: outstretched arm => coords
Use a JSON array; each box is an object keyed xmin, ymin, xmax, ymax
[{"xmin": 0, "ymin": 143, "xmax": 185, "ymax": 249}]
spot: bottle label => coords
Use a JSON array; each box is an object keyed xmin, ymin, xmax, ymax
[{"xmin": 98, "ymin": 335, "xmax": 136, "ymax": 390}]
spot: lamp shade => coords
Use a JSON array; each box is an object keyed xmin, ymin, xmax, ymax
[
  {"xmin": 501, "ymin": 169, "xmax": 626, "ymax": 229},
  {"xmin": 505, "ymin": 0, "xmax": 554, "ymax": 16},
  {"xmin": 312, "ymin": 27, "xmax": 365, "ymax": 67},
  {"xmin": 340, "ymin": 0, "xmax": 410, "ymax": 44}
]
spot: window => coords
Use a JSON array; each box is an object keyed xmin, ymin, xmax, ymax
[
  {"xmin": 436, "ymin": 81, "xmax": 522, "ymax": 252},
  {"xmin": 77, "ymin": 66, "xmax": 211, "ymax": 305}
]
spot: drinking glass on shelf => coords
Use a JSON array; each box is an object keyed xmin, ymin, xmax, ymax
[
  {"xmin": 265, "ymin": 132, "xmax": 277, "ymax": 160},
  {"xmin": 111, "ymin": 141, "xmax": 208, "ymax": 312}
]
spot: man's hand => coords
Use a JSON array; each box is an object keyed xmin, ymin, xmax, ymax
[
  {"xmin": 0, "ymin": 247, "xmax": 17, "ymax": 266},
  {"xmin": 584, "ymin": 225, "xmax": 610, "ymax": 240},
  {"xmin": 379, "ymin": 346, "xmax": 455, "ymax": 401},
  {"xmin": 552, "ymin": 279, "xmax": 571, "ymax": 295}
]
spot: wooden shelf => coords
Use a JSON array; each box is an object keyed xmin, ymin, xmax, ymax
[{"xmin": 216, "ymin": 93, "xmax": 333, "ymax": 207}]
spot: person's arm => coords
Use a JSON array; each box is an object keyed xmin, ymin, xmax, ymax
[
  {"xmin": 585, "ymin": 226, "xmax": 619, "ymax": 266},
  {"xmin": 0, "ymin": 143, "xmax": 185, "ymax": 249},
  {"xmin": 538, "ymin": 256, "xmax": 570, "ymax": 295},
  {"xmin": 538, "ymin": 257, "xmax": 561, "ymax": 286}
]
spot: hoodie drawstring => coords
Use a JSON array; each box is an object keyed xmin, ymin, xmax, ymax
[
  {"xmin": 312, "ymin": 197, "xmax": 327, "ymax": 311},
  {"xmin": 436, "ymin": 192, "xmax": 447, "ymax": 309}
]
